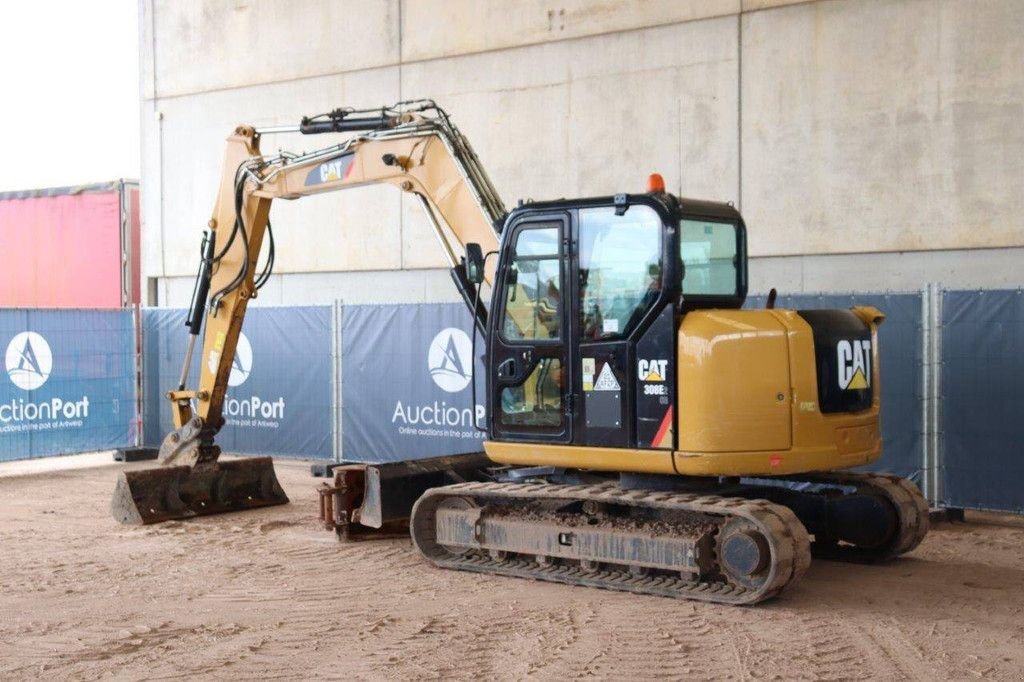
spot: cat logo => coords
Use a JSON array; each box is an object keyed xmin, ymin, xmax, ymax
[
  {"xmin": 837, "ymin": 339, "xmax": 872, "ymax": 390},
  {"xmin": 637, "ymin": 359, "xmax": 668, "ymax": 382},
  {"xmin": 304, "ymin": 153, "xmax": 353, "ymax": 186},
  {"xmin": 319, "ymin": 160, "xmax": 345, "ymax": 182}
]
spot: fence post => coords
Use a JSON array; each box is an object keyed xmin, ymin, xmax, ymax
[
  {"xmin": 132, "ymin": 304, "xmax": 142, "ymax": 447},
  {"xmin": 331, "ymin": 299, "xmax": 344, "ymax": 463},
  {"xmin": 931, "ymin": 283, "xmax": 944, "ymax": 508},
  {"xmin": 919, "ymin": 286, "xmax": 930, "ymax": 503},
  {"xmin": 921, "ymin": 282, "xmax": 944, "ymax": 507}
]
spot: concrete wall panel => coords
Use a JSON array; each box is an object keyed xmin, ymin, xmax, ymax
[
  {"xmin": 150, "ymin": 0, "xmax": 399, "ymax": 98},
  {"xmin": 742, "ymin": 0, "xmax": 811, "ymax": 11},
  {"xmin": 141, "ymin": 0, "xmax": 1024, "ymax": 304},
  {"xmin": 749, "ymin": 246, "xmax": 1024, "ymax": 294},
  {"xmin": 400, "ymin": 194, "xmax": 456, "ymax": 270},
  {"xmin": 140, "ymin": 107, "xmax": 163, "ymax": 278},
  {"xmin": 140, "ymin": 0, "xmax": 155, "ymax": 100},
  {"xmin": 401, "ymin": 0, "xmax": 739, "ymax": 62},
  {"xmin": 742, "ymin": 0, "xmax": 1024, "ymax": 257},
  {"xmin": 396, "ymin": 61, "xmax": 572, "ymax": 269},
  {"xmin": 400, "ymin": 16, "xmax": 738, "ymax": 206},
  {"xmin": 564, "ymin": 16, "xmax": 739, "ymax": 201},
  {"xmin": 151, "ymin": 66, "xmax": 401, "ymax": 278},
  {"xmin": 937, "ymin": 0, "xmax": 1024, "ymax": 234}
]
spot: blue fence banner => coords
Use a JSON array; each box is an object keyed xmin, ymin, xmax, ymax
[
  {"xmin": 9, "ymin": 289, "xmax": 1019, "ymax": 514},
  {"xmin": 342, "ymin": 303, "xmax": 486, "ymax": 463},
  {"xmin": 1, "ymin": 309, "xmax": 135, "ymax": 461},
  {"xmin": 142, "ymin": 306, "xmax": 332, "ymax": 459},
  {"xmin": 747, "ymin": 293, "xmax": 923, "ymax": 483},
  {"xmin": 941, "ymin": 289, "xmax": 1024, "ymax": 512}
]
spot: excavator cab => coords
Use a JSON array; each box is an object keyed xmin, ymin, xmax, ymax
[{"xmin": 481, "ymin": 191, "xmax": 747, "ymax": 455}]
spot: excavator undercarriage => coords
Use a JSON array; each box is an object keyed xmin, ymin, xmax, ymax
[
  {"xmin": 412, "ymin": 482, "xmax": 812, "ymax": 604},
  {"xmin": 318, "ymin": 457, "xmax": 927, "ymax": 604}
]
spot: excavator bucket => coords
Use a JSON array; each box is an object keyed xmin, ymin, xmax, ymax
[{"xmin": 111, "ymin": 457, "xmax": 288, "ymax": 525}]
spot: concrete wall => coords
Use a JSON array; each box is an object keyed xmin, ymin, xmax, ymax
[{"xmin": 140, "ymin": 0, "xmax": 1024, "ymax": 305}]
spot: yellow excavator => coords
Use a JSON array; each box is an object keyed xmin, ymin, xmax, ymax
[{"xmin": 112, "ymin": 101, "xmax": 927, "ymax": 604}]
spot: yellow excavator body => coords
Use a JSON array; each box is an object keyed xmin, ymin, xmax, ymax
[
  {"xmin": 113, "ymin": 101, "xmax": 927, "ymax": 605},
  {"xmin": 487, "ymin": 305, "xmax": 884, "ymax": 477}
]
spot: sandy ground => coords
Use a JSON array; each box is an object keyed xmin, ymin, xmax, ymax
[{"xmin": 1, "ymin": 456, "xmax": 1023, "ymax": 681}]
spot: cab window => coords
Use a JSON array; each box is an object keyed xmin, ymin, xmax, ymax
[
  {"xmin": 501, "ymin": 226, "xmax": 561, "ymax": 341},
  {"xmin": 680, "ymin": 219, "xmax": 740, "ymax": 297},
  {"xmin": 579, "ymin": 205, "xmax": 662, "ymax": 340},
  {"xmin": 499, "ymin": 357, "xmax": 563, "ymax": 428}
]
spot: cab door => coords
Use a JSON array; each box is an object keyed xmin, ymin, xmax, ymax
[
  {"xmin": 488, "ymin": 214, "xmax": 572, "ymax": 443},
  {"xmin": 572, "ymin": 202, "xmax": 677, "ymax": 450}
]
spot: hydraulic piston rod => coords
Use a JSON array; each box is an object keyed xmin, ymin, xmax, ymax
[{"xmin": 178, "ymin": 231, "xmax": 216, "ymax": 390}]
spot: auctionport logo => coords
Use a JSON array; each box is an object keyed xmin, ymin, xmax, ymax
[
  {"xmin": 428, "ymin": 328, "xmax": 473, "ymax": 393},
  {"xmin": 222, "ymin": 332, "xmax": 286, "ymax": 425},
  {"xmin": 6, "ymin": 332, "xmax": 53, "ymax": 390},
  {"xmin": 390, "ymin": 324, "xmax": 484, "ymax": 437},
  {"xmin": 2, "ymin": 331, "xmax": 90, "ymax": 429}
]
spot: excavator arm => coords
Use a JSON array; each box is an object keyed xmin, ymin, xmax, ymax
[{"xmin": 112, "ymin": 101, "xmax": 504, "ymax": 524}]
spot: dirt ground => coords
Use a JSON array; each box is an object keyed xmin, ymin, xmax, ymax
[{"xmin": 2, "ymin": 455, "xmax": 1023, "ymax": 681}]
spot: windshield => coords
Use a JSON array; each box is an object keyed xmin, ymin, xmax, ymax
[
  {"xmin": 679, "ymin": 218, "xmax": 739, "ymax": 297},
  {"xmin": 579, "ymin": 205, "xmax": 662, "ymax": 340}
]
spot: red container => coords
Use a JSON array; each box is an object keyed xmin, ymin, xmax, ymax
[{"xmin": 0, "ymin": 181, "xmax": 141, "ymax": 308}]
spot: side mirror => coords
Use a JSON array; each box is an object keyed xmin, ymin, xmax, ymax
[{"xmin": 465, "ymin": 243, "xmax": 485, "ymax": 284}]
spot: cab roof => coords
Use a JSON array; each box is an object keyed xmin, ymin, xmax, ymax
[{"xmin": 505, "ymin": 192, "xmax": 743, "ymax": 225}]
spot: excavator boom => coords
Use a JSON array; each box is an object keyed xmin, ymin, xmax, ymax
[{"xmin": 113, "ymin": 101, "xmax": 503, "ymax": 524}]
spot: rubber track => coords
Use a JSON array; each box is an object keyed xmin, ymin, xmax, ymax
[
  {"xmin": 411, "ymin": 481, "xmax": 812, "ymax": 605},
  {"xmin": 788, "ymin": 471, "xmax": 930, "ymax": 562}
]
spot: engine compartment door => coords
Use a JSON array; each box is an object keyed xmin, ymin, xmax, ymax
[{"xmin": 677, "ymin": 310, "xmax": 793, "ymax": 453}]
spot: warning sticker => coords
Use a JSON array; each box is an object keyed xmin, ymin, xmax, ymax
[
  {"xmin": 582, "ymin": 358, "xmax": 595, "ymax": 391},
  {"xmin": 593, "ymin": 363, "xmax": 620, "ymax": 391}
]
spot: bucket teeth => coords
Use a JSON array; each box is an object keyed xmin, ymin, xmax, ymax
[{"xmin": 112, "ymin": 457, "xmax": 289, "ymax": 525}]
